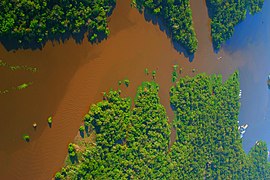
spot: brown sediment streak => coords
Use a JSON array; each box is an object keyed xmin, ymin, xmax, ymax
[{"xmin": 0, "ymin": 0, "xmax": 244, "ymax": 179}]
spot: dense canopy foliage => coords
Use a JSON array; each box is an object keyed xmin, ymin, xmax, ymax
[
  {"xmin": 134, "ymin": 0, "xmax": 198, "ymax": 54},
  {"xmin": 206, "ymin": 0, "xmax": 265, "ymax": 50},
  {"xmin": 56, "ymin": 73, "xmax": 270, "ymax": 179},
  {"xmin": 0, "ymin": 0, "xmax": 115, "ymax": 48}
]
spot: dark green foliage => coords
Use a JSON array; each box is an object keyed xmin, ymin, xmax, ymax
[
  {"xmin": 206, "ymin": 0, "xmax": 264, "ymax": 50},
  {"xmin": 170, "ymin": 72, "xmax": 246, "ymax": 179},
  {"xmin": 134, "ymin": 0, "xmax": 198, "ymax": 54},
  {"xmin": 169, "ymin": 72, "xmax": 270, "ymax": 179},
  {"xmin": 57, "ymin": 74, "xmax": 270, "ymax": 179},
  {"xmin": 0, "ymin": 0, "xmax": 116, "ymax": 48},
  {"xmin": 126, "ymin": 82, "xmax": 171, "ymax": 179},
  {"xmin": 248, "ymin": 0, "xmax": 264, "ymax": 15},
  {"xmin": 248, "ymin": 141, "xmax": 270, "ymax": 179}
]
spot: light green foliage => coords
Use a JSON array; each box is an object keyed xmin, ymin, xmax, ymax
[
  {"xmin": 57, "ymin": 73, "xmax": 270, "ymax": 179},
  {"xmin": 134, "ymin": 0, "xmax": 198, "ymax": 54},
  {"xmin": 144, "ymin": 68, "xmax": 149, "ymax": 75},
  {"xmin": 16, "ymin": 82, "xmax": 32, "ymax": 90},
  {"xmin": 23, "ymin": 135, "xmax": 30, "ymax": 142},
  {"xmin": 0, "ymin": 82, "xmax": 33, "ymax": 95},
  {"xmin": 0, "ymin": 60, "xmax": 37, "ymax": 72},
  {"xmin": 54, "ymin": 172, "xmax": 64, "ymax": 180},
  {"xmin": 79, "ymin": 126, "xmax": 85, "ymax": 132},
  {"xmin": 68, "ymin": 143, "xmax": 76, "ymax": 158},
  {"xmin": 47, "ymin": 116, "xmax": 52, "ymax": 124},
  {"xmin": 172, "ymin": 65, "xmax": 178, "ymax": 82},
  {"xmin": 206, "ymin": 0, "xmax": 264, "ymax": 49},
  {"xmin": 0, "ymin": 0, "xmax": 116, "ymax": 47},
  {"xmin": 84, "ymin": 90, "xmax": 131, "ymax": 148},
  {"xmin": 124, "ymin": 79, "xmax": 130, "ymax": 87},
  {"xmin": 152, "ymin": 70, "xmax": 156, "ymax": 78}
]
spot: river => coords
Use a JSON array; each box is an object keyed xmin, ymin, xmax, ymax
[{"xmin": 0, "ymin": 0, "xmax": 269, "ymax": 179}]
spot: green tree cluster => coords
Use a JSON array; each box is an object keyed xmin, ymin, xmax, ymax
[
  {"xmin": 56, "ymin": 73, "xmax": 270, "ymax": 179},
  {"xmin": 248, "ymin": 0, "xmax": 264, "ymax": 15},
  {"xmin": 170, "ymin": 72, "xmax": 260, "ymax": 179},
  {"xmin": 206, "ymin": 0, "xmax": 264, "ymax": 50},
  {"xmin": 134, "ymin": 0, "xmax": 198, "ymax": 54},
  {"xmin": 0, "ymin": 0, "xmax": 115, "ymax": 48}
]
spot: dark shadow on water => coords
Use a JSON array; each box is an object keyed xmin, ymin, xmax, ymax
[
  {"xmin": 48, "ymin": 123, "xmax": 52, "ymax": 128},
  {"xmin": 142, "ymin": 10, "xmax": 195, "ymax": 61},
  {"xmin": 80, "ymin": 131, "xmax": 85, "ymax": 138},
  {"xmin": 170, "ymin": 102, "xmax": 176, "ymax": 112},
  {"xmin": 85, "ymin": 125, "xmax": 90, "ymax": 137},
  {"xmin": 70, "ymin": 155, "xmax": 78, "ymax": 164},
  {"xmin": 0, "ymin": 29, "xmax": 109, "ymax": 52}
]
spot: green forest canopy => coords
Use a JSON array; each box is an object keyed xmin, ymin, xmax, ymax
[
  {"xmin": 134, "ymin": 0, "xmax": 198, "ymax": 54},
  {"xmin": 0, "ymin": 0, "xmax": 115, "ymax": 48},
  {"xmin": 0, "ymin": 0, "xmax": 265, "ymax": 53},
  {"xmin": 206, "ymin": 0, "xmax": 265, "ymax": 50},
  {"xmin": 56, "ymin": 73, "xmax": 270, "ymax": 179}
]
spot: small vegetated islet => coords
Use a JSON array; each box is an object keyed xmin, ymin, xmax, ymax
[
  {"xmin": 0, "ymin": 60, "xmax": 37, "ymax": 72},
  {"xmin": 23, "ymin": 135, "xmax": 30, "ymax": 142}
]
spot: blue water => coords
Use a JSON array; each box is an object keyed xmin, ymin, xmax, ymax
[{"xmin": 224, "ymin": 0, "xmax": 270, "ymax": 152}]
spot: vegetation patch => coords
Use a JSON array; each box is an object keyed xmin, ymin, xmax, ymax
[
  {"xmin": 23, "ymin": 135, "xmax": 30, "ymax": 142},
  {"xmin": 56, "ymin": 73, "xmax": 270, "ymax": 179},
  {"xmin": 206, "ymin": 0, "xmax": 265, "ymax": 50},
  {"xmin": 133, "ymin": 0, "xmax": 198, "ymax": 54},
  {"xmin": 0, "ymin": 0, "xmax": 116, "ymax": 49},
  {"xmin": 0, "ymin": 82, "xmax": 33, "ymax": 95},
  {"xmin": 0, "ymin": 60, "xmax": 37, "ymax": 72}
]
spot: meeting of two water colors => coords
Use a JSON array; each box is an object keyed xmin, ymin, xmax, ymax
[{"xmin": 0, "ymin": 0, "xmax": 269, "ymax": 179}]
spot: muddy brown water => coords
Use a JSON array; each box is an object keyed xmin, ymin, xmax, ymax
[{"xmin": 0, "ymin": 0, "xmax": 268, "ymax": 179}]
